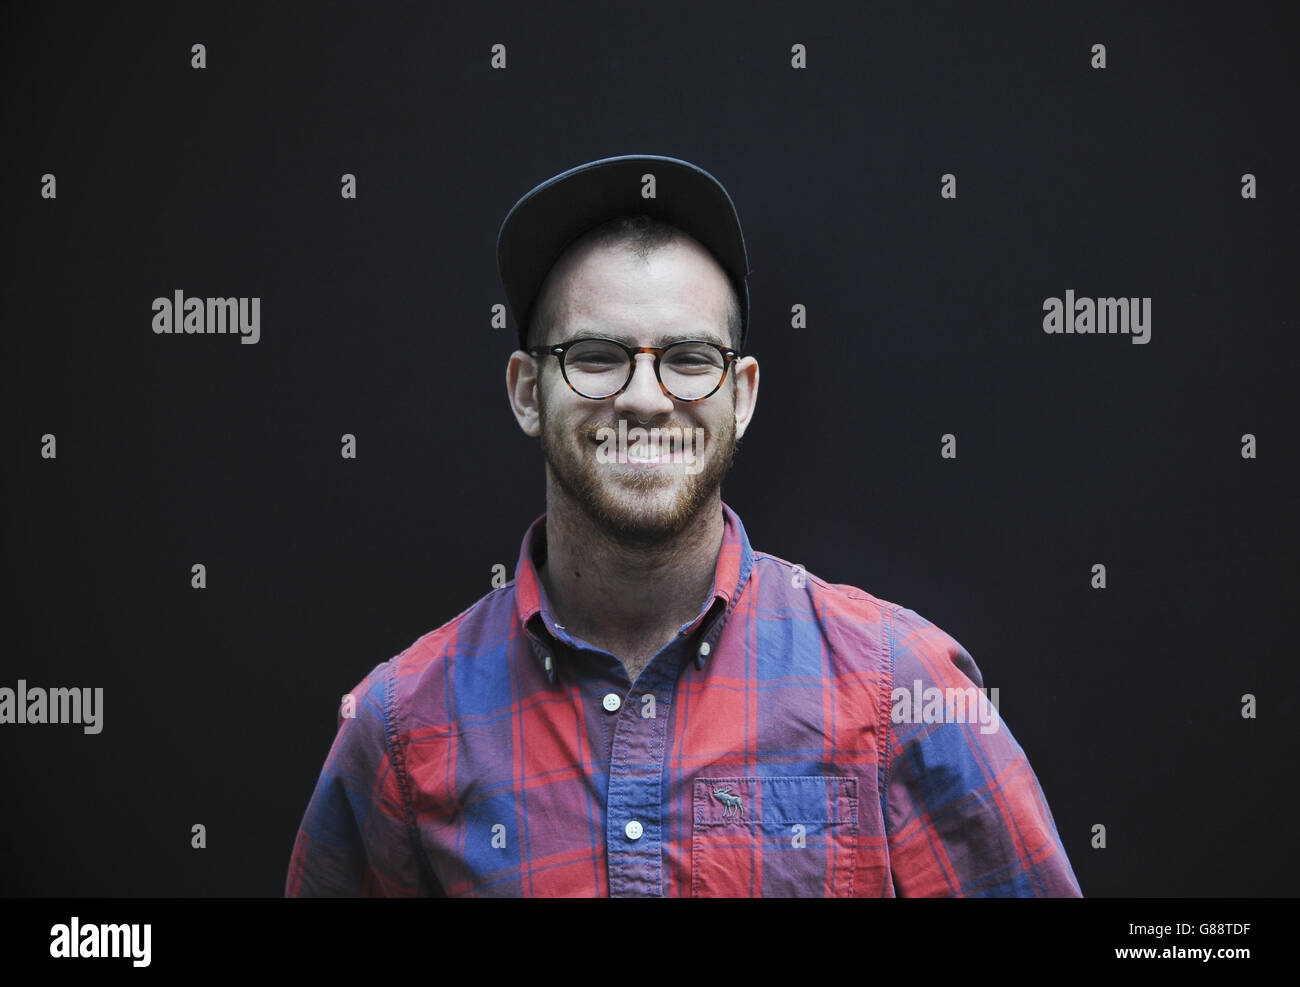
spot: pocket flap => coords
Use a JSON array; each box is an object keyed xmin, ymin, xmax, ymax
[{"xmin": 693, "ymin": 776, "xmax": 858, "ymax": 826}]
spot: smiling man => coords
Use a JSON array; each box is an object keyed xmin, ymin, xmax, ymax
[
  {"xmin": 513, "ymin": 213, "xmax": 754, "ymax": 682},
  {"xmin": 285, "ymin": 154, "xmax": 1082, "ymax": 897}
]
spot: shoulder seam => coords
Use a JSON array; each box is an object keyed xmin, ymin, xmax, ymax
[
  {"xmin": 751, "ymin": 552, "xmax": 901, "ymax": 606},
  {"xmin": 878, "ymin": 604, "xmax": 898, "ymax": 848},
  {"xmin": 399, "ymin": 583, "xmax": 519, "ymax": 658},
  {"xmin": 382, "ymin": 658, "xmax": 438, "ymax": 895}
]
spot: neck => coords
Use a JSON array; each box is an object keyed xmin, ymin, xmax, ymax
[{"xmin": 538, "ymin": 484, "xmax": 725, "ymax": 670}]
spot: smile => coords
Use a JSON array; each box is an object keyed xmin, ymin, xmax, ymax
[{"xmin": 589, "ymin": 424, "xmax": 709, "ymax": 475}]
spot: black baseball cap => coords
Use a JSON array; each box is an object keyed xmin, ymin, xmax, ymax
[{"xmin": 497, "ymin": 154, "xmax": 752, "ymax": 353}]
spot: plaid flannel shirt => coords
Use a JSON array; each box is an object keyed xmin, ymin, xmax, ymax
[{"xmin": 286, "ymin": 502, "xmax": 1081, "ymax": 897}]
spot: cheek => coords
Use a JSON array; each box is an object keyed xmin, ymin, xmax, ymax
[
  {"xmin": 705, "ymin": 407, "xmax": 736, "ymax": 442},
  {"xmin": 536, "ymin": 385, "xmax": 584, "ymax": 438},
  {"xmin": 535, "ymin": 376, "xmax": 560, "ymax": 424}
]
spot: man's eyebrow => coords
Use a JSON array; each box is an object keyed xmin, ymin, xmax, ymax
[{"xmin": 561, "ymin": 327, "xmax": 729, "ymax": 346}]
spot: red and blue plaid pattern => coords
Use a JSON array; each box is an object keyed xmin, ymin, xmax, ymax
[{"xmin": 285, "ymin": 503, "xmax": 1081, "ymax": 896}]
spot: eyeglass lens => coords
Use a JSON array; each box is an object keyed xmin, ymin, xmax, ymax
[{"xmin": 563, "ymin": 340, "xmax": 726, "ymax": 400}]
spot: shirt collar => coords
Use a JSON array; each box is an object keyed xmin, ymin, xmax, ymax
[{"xmin": 514, "ymin": 501, "xmax": 756, "ymax": 681}]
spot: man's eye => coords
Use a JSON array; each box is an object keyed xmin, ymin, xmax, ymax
[{"xmin": 572, "ymin": 356, "xmax": 621, "ymax": 368}]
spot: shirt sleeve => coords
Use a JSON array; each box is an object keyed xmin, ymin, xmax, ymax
[
  {"xmin": 882, "ymin": 607, "xmax": 1082, "ymax": 897},
  {"xmin": 284, "ymin": 659, "xmax": 431, "ymax": 897}
]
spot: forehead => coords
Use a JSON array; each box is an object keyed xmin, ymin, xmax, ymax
[{"xmin": 543, "ymin": 236, "xmax": 732, "ymax": 346}]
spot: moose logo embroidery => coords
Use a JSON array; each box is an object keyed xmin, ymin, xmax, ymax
[{"xmin": 711, "ymin": 785, "xmax": 743, "ymax": 818}]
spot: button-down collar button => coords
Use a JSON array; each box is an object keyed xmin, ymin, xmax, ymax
[
  {"xmin": 698, "ymin": 641, "xmax": 711, "ymax": 658},
  {"xmin": 625, "ymin": 820, "xmax": 643, "ymax": 840},
  {"xmin": 602, "ymin": 692, "xmax": 622, "ymax": 713}
]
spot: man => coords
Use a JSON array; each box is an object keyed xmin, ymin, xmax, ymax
[{"xmin": 285, "ymin": 154, "xmax": 1082, "ymax": 897}]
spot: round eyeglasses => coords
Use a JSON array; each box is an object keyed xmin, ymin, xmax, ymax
[{"xmin": 528, "ymin": 337, "xmax": 739, "ymax": 402}]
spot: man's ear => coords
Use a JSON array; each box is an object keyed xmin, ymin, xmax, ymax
[
  {"xmin": 732, "ymin": 356, "xmax": 759, "ymax": 440},
  {"xmin": 507, "ymin": 350, "xmax": 542, "ymax": 437}
]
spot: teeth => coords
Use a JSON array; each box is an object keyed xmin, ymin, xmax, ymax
[{"xmin": 590, "ymin": 435, "xmax": 696, "ymax": 463}]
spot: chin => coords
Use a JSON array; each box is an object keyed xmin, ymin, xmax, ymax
[
  {"xmin": 539, "ymin": 412, "xmax": 734, "ymax": 543},
  {"xmin": 583, "ymin": 476, "xmax": 716, "ymax": 543}
]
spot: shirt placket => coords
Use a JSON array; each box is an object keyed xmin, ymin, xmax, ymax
[{"xmin": 601, "ymin": 643, "xmax": 685, "ymax": 898}]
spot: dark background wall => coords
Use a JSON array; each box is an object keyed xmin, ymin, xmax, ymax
[{"xmin": 3, "ymin": 0, "xmax": 1296, "ymax": 896}]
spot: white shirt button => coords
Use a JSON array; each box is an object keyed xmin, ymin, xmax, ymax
[
  {"xmin": 602, "ymin": 692, "xmax": 622, "ymax": 712},
  {"xmin": 698, "ymin": 641, "xmax": 711, "ymax": 658},
  {"xmin": 625, "ymin": 820, "xmax": 643, "ymax": 840}
]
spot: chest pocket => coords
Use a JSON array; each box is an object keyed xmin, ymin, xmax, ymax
[{"xmin": 691, "ymin": 775, "xmax": 858, "ymax": 897}]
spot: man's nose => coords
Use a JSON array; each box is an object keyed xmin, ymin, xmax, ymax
[{"xmin": 613, "ymin": 352, "xmax": 675, "ymax": 421}]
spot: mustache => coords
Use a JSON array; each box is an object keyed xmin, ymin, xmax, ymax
[{"xmin": 577, "ymin": 421, "xmax": 704, "ymax": 440}]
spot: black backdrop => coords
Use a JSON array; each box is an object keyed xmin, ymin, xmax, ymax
[{"xmin": 3, "ymin": 0, "xmax": 1297, "ymax": 897}]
